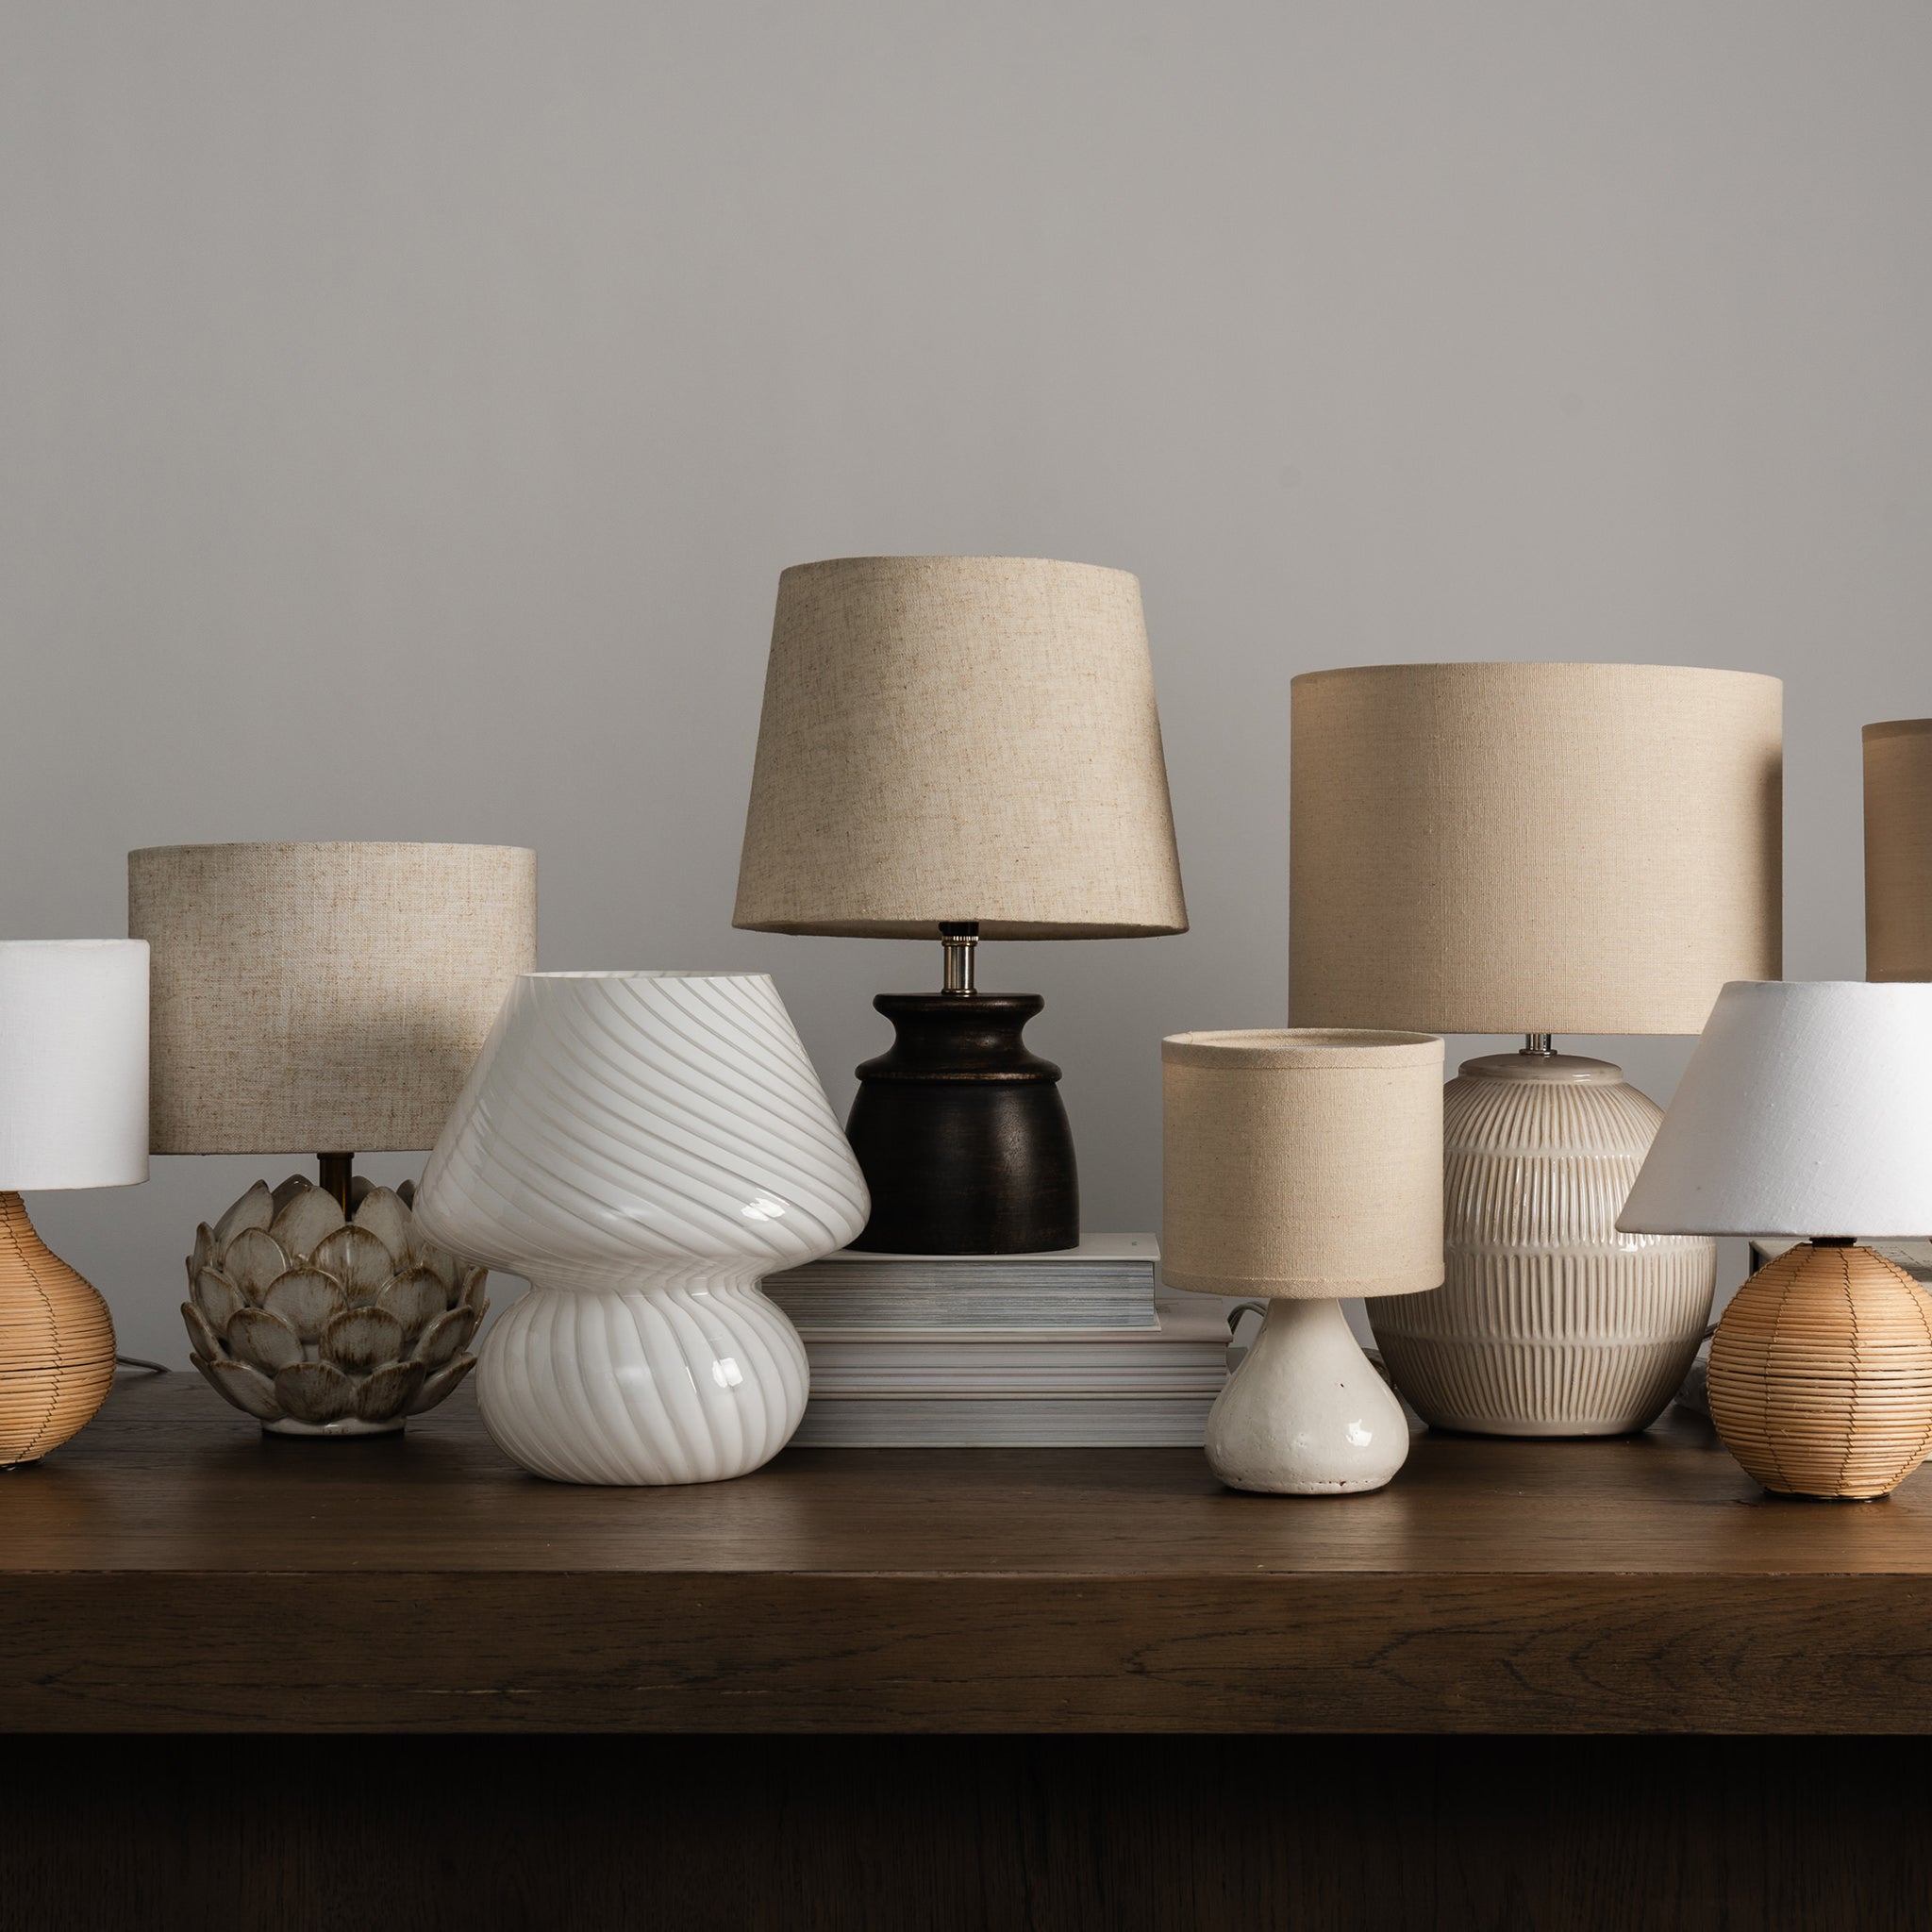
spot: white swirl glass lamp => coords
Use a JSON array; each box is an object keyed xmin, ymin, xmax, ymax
[{"xmin": 413, "ymin": 971, "xmax": 868, "ymax": 1485}]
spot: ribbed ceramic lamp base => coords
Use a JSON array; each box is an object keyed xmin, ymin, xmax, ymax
[
  {"xmin": 477, "ymin": 1273, "xmax": 810, "ymax": 1486},
  {"xmin": 0, "ymin": 1191, "xmax": 117, "ymax": 1468},
  {"xmin": 1708, "ymin": 1242, "xmax": 1932, "ymax": 1500},
  {"xmin": 1368, "ymin": 1055, "xmax": 1716, "ymax": 1438}
]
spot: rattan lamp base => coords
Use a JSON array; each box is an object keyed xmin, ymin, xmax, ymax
[
  {"xmin": 0, "ymin": 1191, "xmax": 117, "ymax": 1468},
  {"xmin": 1707, "ymin": 1241, "xmax": 1932, "ymax": 1500}
]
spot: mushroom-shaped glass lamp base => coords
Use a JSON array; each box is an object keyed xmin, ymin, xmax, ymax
[
  {"xmin": 414, "ymin": 971, "xmax": 870, "ymax": 1489},
  {"xmin": 1207, "ymin": 1298, "xmax": 1410, "ymax": 1495},
  {"xmin": 478, "ymin": 1266, "xmax": 810, "ymax": 1487}
]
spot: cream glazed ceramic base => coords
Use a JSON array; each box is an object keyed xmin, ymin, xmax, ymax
[
  {"xmin": 1369, "ymin": 1053, "xmax": 1717, "ymax": 1438},
  {"xmin": 1206, "ymin": 1298, "xmax": 1410, "ymax": 1495},
  {"xmin": 477, "ymin": 1266, "xmax": 811, "ymax": 1486}
]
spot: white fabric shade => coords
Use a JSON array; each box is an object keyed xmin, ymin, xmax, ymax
[
  {"xmin": 0, "ymin": 941, "xmax": 149, "ymax": 1191},
  {"xmin": 1619, "ymin": 981, "xmax": 1932, "ymax": 1237}
]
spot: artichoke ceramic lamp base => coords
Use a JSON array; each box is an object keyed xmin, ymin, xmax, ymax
[
  {"xmin": 1369, "ymin": 1051, "xmax": 1717, "ymax": 1438},
  {"xmin": 183, "ymin": 1174, "xmax": 487, "ymax": 1436},
  {"xmin": 1208, "ymin": 1299, "xmax": 1410, "ymax": 1495}
]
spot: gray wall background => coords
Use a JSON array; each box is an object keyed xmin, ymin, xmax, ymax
[{"xmin": 3, "ymin": 2, "xmax": 1926, "ymax": 1361}]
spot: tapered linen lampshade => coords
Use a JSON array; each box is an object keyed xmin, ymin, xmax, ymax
[
  {"xmin": 129, "ymin": 841, "xmax": 537, "ymax": 1438},
  {"xmin": 1289, "ymin": 662, "xmax": 1783, "ymax": 1439},
  {"xmin": 735, "ymin": 557, "xmax": 1186, "ymax": 940},
  {"xmin": 734, "ymin": 556, "xmax": 1187, "ymax": 1255},
  {"xmin": 1620, "ymin": 981, "xmax": 1932, "ymax": 1499},
  {"xmin": 0, "ymin": 941, "xmax": 149, "ymax": 1466},
  {"xmin": 1162, "ymin": 1029, "xmax": 1443, "ymax": 1494},
  {"xmin": 1865, "ymin": 720, "xmax": 1932, "ymax": 983}
]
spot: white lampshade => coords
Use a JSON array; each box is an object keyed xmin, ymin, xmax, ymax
[
  {"xmin": 1618, "ymin": 981, "xmax": 1932, "ymax": 1238},
  {"xmin": 0, "ymin": 941, "xmax": 149, "ymax": 1191}
]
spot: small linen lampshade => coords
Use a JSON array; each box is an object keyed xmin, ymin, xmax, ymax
[
  {"xmin": 129, "ymin": 841, "xmax": 537, "ymax": 1154},
  {"xmin": 1865, "ymin": 720, "xmax": 1932, "ymax": 983},
  {"xmin": 1162, "ymin": 1030, "xmax": 1444, "ymax": 1297},
  {"xmin": 1162, "ymin": 1028, "xmax": 1443, "ymax": 1495},
  {"xmin": 1289, "ymin": 662, "xmax": 1783, "ymax": 1036},
  {"xmin": 0, "ymin": 940, "xmax": 149, "ymax": 1466},
  {"xmin": 734, "ymin": 557, "xmax": 1187, "ymax": 939},
  {"xmin": 1621, "ymin": 981, "xmax": 1932, "ymax": 1499}
]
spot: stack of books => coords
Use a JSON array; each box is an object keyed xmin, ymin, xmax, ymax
[{"xmin": 762, "ymin": 1235, "xmax": 1232, "ymax": 1446}]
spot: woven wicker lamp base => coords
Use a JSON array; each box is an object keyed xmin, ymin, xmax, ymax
[
  {"xmin": 0, "ymin": 1191, "xmax": 117, "ymax": 1468},
  {"xmin": 1707, "ymin": 1241, "xmax": 1932, "ymax": 1501}
]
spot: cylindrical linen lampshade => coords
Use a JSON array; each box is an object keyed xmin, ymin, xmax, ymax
[
  {"xmin": 1162, "ymin": 1029, "xmax": 1445, "ymax": 1297},
  {"xmin": 1865, "ymin": 720, "xmax": 1932, "ymax": 983},
  {"xmin": 1619, "ymin": 980, "xmax": 1932, "ymax": 1238},
  {"xmin": 733, "ymin": 556, "xmax": 1188, "ymax": 938},
  {"xmin": 1290, "ymin": 663, "xmax": 1783, "ymax": 1034},
  {"xmin": 0, "ymin": 941, "xmax": 149, "ymax": 1190},
  {"xmin": 130, "ymin": 842, "xmax": 537, "ymax": 1153}
]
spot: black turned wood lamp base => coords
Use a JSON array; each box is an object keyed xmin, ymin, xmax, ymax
[{"xmin": 844, "ymin": 992, "xmax": 1078, "ymax": 1254}]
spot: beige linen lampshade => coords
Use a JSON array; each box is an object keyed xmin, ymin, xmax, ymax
[
  {"xmin": 1289, "ymin": 662, "xmax": 1783, "ymax": 1036},
  {"xmin": 130, "ymin": 841, "xmax": 537, "ymax": 1154},
  {"xmin": 1865, "ymin": 720, "xmax": 1932, "ymax": 982},
  {"xmin": 1162, "ymin": 1030, "xmax": 1444, "ymax": 1297},
  {"xmin": 733, "ymin": 556, "xmax": 1187, "ymax": 939}
]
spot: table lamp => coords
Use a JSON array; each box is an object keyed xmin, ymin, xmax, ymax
[
  {"xmin": 0, "ymin": 941, "xmax": 148, "ymax": 1467},
  {"xmin": 1161, "ymin": 1029, "xmax": 1443, "ymax": 1493},
  {"xmin": 1289, "ymin": 662, "xmax": 1783, "ymax": 1437},
  {"xmin": 733, "ymin": 556, "xmax": 1188, "ymax": 1255},
  {"xmin": 412, "ymin": 971, "xmax": 870, "ymax": 1486},
  {"xmin": 1619, "ymin": 981, "xmax": 1932, "ymax": 1499},
  {"xmin": 128, "ymin": 841, "xmax": 537, "ymax": 1435},
  {"xmin": 1865, "ymin": 719, "xmax": 1932, "ymax": 982}
]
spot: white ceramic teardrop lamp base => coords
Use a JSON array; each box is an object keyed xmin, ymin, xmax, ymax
[
  {"xmin": 478, "ymin": 1268, "xmax": 810, "ymax": 1487},
  {"xmin": 1205, "ymin": 1298, "xmax": 1410, "ymax": 1495}
]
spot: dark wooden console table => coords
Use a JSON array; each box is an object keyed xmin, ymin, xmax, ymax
[{"xmin": 3, "ymin": 1374, "xmax": 1929, "ymax": 1928}]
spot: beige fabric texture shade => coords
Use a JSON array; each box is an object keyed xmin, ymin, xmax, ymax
[
  {"xmin": 1288, "ymin": 662, "xmax": 1784, "ymax": 1036},
  {"xmin": 1162, "ymin": 1029, "xmax": 1445, "ymax": 1298},
  {"xmin": 1865, "ymin": 720, "xmax": 1932, "ymax": 982},
  {"xmin": 732, "ymin": 556, "xmax": 1188, "ymax": 939},
  {"xmin": 130, "ymin": 842, "xmax": 537, "ymax": 1154}
]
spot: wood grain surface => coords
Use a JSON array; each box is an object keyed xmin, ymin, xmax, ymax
[{"xmin": 5, "ymin": 1372, "xmax": 1932, "ymax": 1734}]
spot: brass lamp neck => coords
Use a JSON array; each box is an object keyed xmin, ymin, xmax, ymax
[{"xmin": 939, "ymin": 923, "xmax": 979, "ymax": 996}]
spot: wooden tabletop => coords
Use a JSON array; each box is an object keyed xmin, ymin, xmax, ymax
[{"xmin": 5, "ymin": 1372, "xmax": 1930, "ymax": 1734}]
